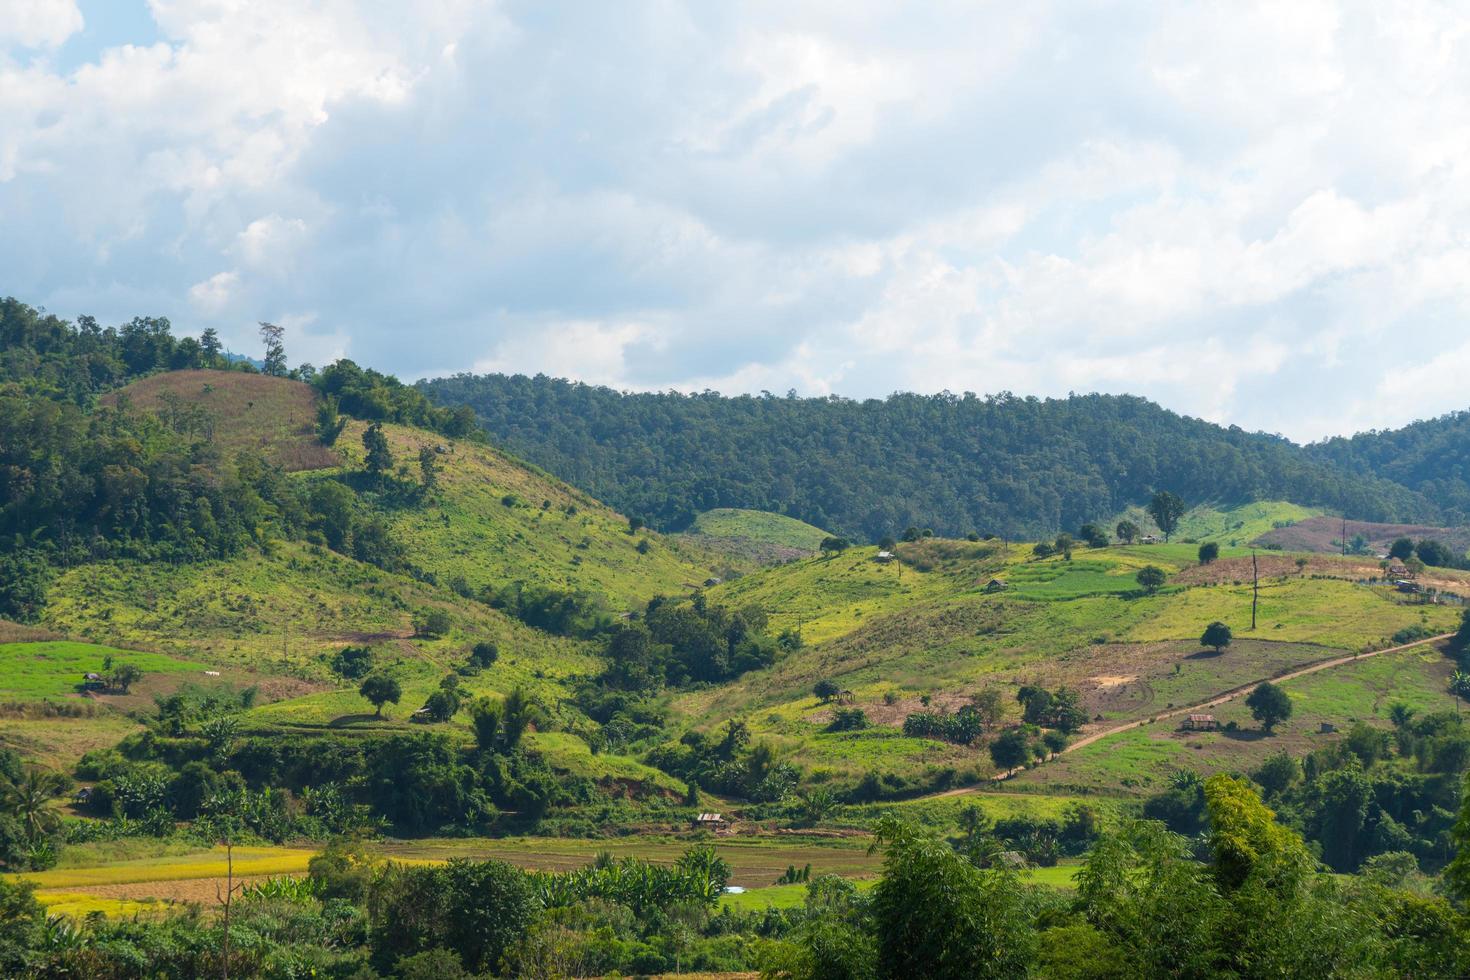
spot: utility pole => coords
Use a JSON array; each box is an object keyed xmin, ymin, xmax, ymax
[{"xmin": 1251, "ymin": 549, "xmax": 1259, "ymax": 630}]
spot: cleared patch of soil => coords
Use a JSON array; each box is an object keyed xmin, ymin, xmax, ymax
[{"xmin": 1253, "ymin": 516, "xmax": 1470, "ymax": 555}]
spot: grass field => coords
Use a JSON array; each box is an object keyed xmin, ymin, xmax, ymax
[
  {"xmin": 0, "ymin": 641, "xmax": 202, "ymax": 700},
  {"xmin": 106, "ymin": 369, "xmax": 338, "ymax": 471},
  {"xmin": 1111, "ymin": 501, "xmax": 1323, "ymax": 547},
  {"xmin": 682, "ymin": 509, "xmax": 831, "ymax": 566}
]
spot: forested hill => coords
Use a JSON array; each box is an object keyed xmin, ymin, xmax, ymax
[
  {"xmin": 418, "ymin": 373, "xmax": 1436, "ymax": 539},
  {"xmin": 1308, "ymin": 411, "xmax": 1470, "ymax": 521}
]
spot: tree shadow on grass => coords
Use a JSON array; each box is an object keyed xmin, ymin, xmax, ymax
[
  {"xmin": 1221, "ymin": 727, "xmax": 1270, "ymax": 742},
  {"xmin": 328, "ymin": 713, "xmax": 386, "ymax": 728},
  {"xmin": 1186, "ymin": 649, "xmax": 1224, "ymax": 660}
]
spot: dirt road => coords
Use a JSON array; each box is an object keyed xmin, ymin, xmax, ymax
[{"xmin": 927, "ymin": 632, "xmax": 1454, "ymax": 798}]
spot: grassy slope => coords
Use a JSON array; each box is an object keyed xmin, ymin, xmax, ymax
[
  {"xmin": 1012, "ymin": 642, "xmax": 1459, "ymax": 795},
  {"xmin": 34, "ymin": 372, "xmax": 726, "ymax": 787},
  {"xmin": 1112, "ymin": 500, "xmax": 1324, "ymax": 547},
  {"xmin": 690, "ymin": 509, "xmax": 830, "ymax": 549},
  {"xmin": 105, "ymin": 369, "xmax": 338, "ymax": 471},
  {"xmin": 669, "ymin": 503, "xmax": 1462, "ymax": 788},
  {"xmin": 332, "ymin": 418, "xmax": 717, "ymax": 610},
  {"xmin": 681, "ymin": 508, "xmax": 831, "ymax": 566}
]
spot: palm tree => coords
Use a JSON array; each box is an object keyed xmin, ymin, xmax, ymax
[
  {"xmin": 4, "ymin": 768, "xmax": 68, "ymax": 843},
  {"xmin": 1449, "ymin": 671, "xmax": 1470, "ymax": 715}
]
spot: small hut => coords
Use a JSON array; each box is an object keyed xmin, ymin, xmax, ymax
[
  {"xmin": 693, "ymin": 812, "xmax": 727, "ymax": 831},
  {"xmin": 1181, "ymin": 713, "xmax": 1219, "ymax": 732},
  {"xmin": 983, "ymin": 579, "xmax": 1008, "ymax": 594}
]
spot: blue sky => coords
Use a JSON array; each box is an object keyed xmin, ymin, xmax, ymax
[{"xmin": 3, "ymin": 0, "xmax": 1470, "ymax": 442}]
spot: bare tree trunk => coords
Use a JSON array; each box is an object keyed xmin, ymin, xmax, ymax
[{"xmin": 220, "ymin": 841, "xmax": 233, "ymax": 980}]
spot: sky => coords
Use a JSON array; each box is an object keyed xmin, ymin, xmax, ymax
[{"xmin": 3, "ymin": 1, "xmax": 1470, "ymax": 442}]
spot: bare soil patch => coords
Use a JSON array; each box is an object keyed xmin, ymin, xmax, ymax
[{"xmin": 1253, "ymin": 516, "xmax": 1470, "ymax": 555}]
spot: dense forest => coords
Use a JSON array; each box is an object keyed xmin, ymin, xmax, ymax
[
  {"xmin": 1309, "ymin": 410, "xmax": 1470, "ymax": 521},
  {"xmin": 419, "ymin": 373, "xmax": 1439, "ymax": 539}
]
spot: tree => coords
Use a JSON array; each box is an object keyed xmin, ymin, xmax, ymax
[
  {"xmin": 316, "ymin": 394, "xmax": 346, "ymax": 445},
  {"xmin": 1246, "ymin": 681, "xmax": 1292, "ymax": 733},
  {"xmin": 1197, "ymin": 542, "xmax": 1219, "ymax": 565},
  {"xmin": 1449, "ymin": 671, "xmax": 1470, "ymax": 713},
  {"xmin": 989, "ymin": 729, "xmax": 1034, "ymax": 771},
  {"xmin": 1016, "ymin": 685, "xmax": 1053, "ymax": 725},
  {"xmin": 418, "ymin": 446, "xmax": 439, "ymax": 492},
  {"xmin": 3, "ymin": 768, "xmax": 68, "ymax": 845},
  {"xmin": 1200, "ymin": 621, "xmax": 1232, "ymax": 654},
  {"xmin": 970, "ymin": 688, "xmax": 1005, "ymax": 730},
  {"xmin": 199, "ymin": 327, "xmax": 223, "ymax": 367},
  {"xmin": 813, "ymin": 679, "xmax": 841, "ymax": 703},
  {"xmin": 467, "ymin": 642, "xmax": 499, "ymax": 670},
  {"xmin": 363, "ymin": 422, "xmax": 394, "ymax": 480},
  {"xmin": 1116, "ymin": 520, "xmax": 1139, "ymax": 544},
  {"xmin": 1389, "ymin": 537, "xmax": 1415, "ymax": 560},
  {"xmin": 258, "ymin": 321, "xmax": 287, "ymax": 376},
  {"xmin": 1135, "ymin": 565, "xmax": 1166, "ymax": 595},
  {"xmin": 1078, "ymin": 523, "xmax": 1109, "ymax": 548},
  {"xmin": 1415, "ymin": 538, "xmax": 1454, "ymax": 568},
  {"xmin": 1147, "ymin": 491, "xmax": 1186, "ymax": 541},
  {"xmin": 360, "ymin": 674, "xmax": 402, "ymax": 717},
  {"xmin": 1055, "ymin": 532, "xmax": 1074, "ymax": 559},
  {"xmin": 870, "ymin": 818, "xmax": 1035, "ymax": 979},
  {"xmin": 109, "ymin": 662, "xmax": 143, "ymax": 694},
  {"xmin": 820, "ymin": 536, "xmax": 850, "ymax": 554},
  {"xmin": 423, "ymin": 689, "xmax": 461, "ymax": 723},
  {"xmin": 1404, "ymin": 556, "xmax": 1426, "ymax": 578},
  {"xmin": 331, "ymin": 645, "xmax": 375, "ymax": 680},
  {"xmin": 0, "ymin": 877, "xmax": 42, "ymax": 976}
]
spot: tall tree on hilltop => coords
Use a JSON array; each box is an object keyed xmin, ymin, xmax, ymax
[
  {"xmin": 199, "ymin": 327, "xmax": 222, "ymax": 367},
  {"xmin": 258, "ymin": 321, "xmax": 287, "ymax": 376}
]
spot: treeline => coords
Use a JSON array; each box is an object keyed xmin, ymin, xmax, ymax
[
  {"xmin": 63, "ymin": 682, "xmax": 589, "ymax": 843},
  {"xmin": 419, "ymin": 372, "xmax": 1436, "ymax": 539},
  {"xmin": 1, "ymin": 296, "xmax": 479, "ymax": 441},
  {"xmin": 1309, "ymin": 409, "xmax": 1470, "ymax": 522},
  {"xmin": 1, "ymin": 774, "xmax": 1467, "ymax": 977}
]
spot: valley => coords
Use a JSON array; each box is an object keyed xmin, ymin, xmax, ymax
[{"xmin": 1, "ymin": 300, "xmax": 1468, "ymax": 976}]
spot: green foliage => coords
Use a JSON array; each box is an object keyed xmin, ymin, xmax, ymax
[
  {"xmin": 369, "ymin": 858, "xmax": 535, "ymax": 974},
  {"xmin": 1200, "ymin": 620, "xmax": 1232, "ymax": 653},
  {"xmin": 869, "ymin": 818, "xmax": 1034, "ymax": 979},
  {"xmin": 1246, "ymin": 681, "xmax": 1293, "ymax": 732},
  {"xmin": 421, "ymin": 373, "xmax": 1435, "ymax": 538},
  {"xmin": 358, "ymin": 674, "xmax": 401, "ymax": 716},
  {"xmin": 362, "ymin": 421, "xmax": 394, "ymax": 480},
  {"xmin": 1147, "ymin": 491, "xmax": 1187, "ymax": 541},
  {"xmin": 1197, "ymin": 541, "xmax": 1219, "ymax": 564},
  {"xmin": 1134, "ymin": 564, "xmax": 1166, "ymax": 594}
]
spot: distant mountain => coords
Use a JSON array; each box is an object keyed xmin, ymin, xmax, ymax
[
  {"xmin": 1308, "ymin": 411, "xmax": 1470, "ymax": 523},
  {"xmin": 418, "ymin": 373, "xmax": 1439, "ymax": 540}
]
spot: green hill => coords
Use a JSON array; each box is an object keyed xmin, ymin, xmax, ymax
[
  {"xmin": 682, "ymin": 508, "xmax": 830, "ymax": 565},
  {"xmin": 418, "ymin": 373, "xmax": 1438, "ymax": 538}
]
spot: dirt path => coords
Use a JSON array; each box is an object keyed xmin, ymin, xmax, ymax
[{"xmin": 926, "ymin": 632, "xmax": 1454, "ymax": 799}]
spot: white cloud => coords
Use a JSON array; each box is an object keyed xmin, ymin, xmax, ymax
[
  {"xmin": 188, "ymin": 270, "xmax": 237, "ymax": 313},
  {"xmin": 0, "ymin": 0, "xmax": 83, "ymax": 48},
  {"xmin": 7, "ymin": 2, "xmax": 1470, "ymax": 441}
]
